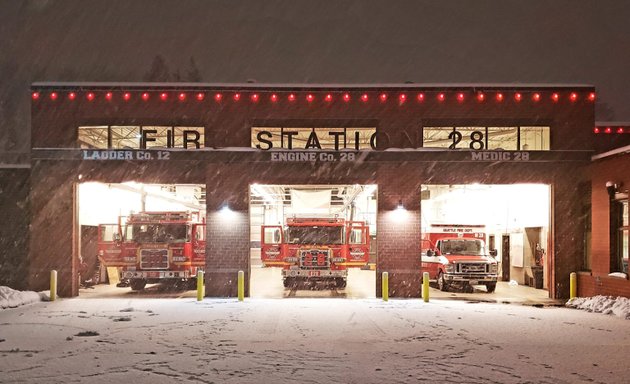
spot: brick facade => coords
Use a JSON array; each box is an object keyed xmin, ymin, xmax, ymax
[{"xmin": 25, "ymin": 83, "xmax": 597, "ymax": 298}]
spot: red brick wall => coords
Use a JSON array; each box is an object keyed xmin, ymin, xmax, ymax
[{"xmin": 577, "ymin": 273, "xmax": 630, "ymax": 298}]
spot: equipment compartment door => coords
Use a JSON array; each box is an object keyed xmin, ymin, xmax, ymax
[
  {"xmin": 347, "ymin": 222, "xmax": 370, "ymax": 265},
  {"xmin": 191, "ymin": 224, "xmax": 206, "ymax": 267},
  {"xmin": 261, "ymin": 225, "xmax": 283, "ymax": 266},
  {"xmin": 97, "ymin": 224, "xmax": 123, "ymax": 265}
]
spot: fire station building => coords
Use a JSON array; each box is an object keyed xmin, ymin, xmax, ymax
[{"xmin": 15, "ymin": 83, "xmax": 630, "ymax": 299}]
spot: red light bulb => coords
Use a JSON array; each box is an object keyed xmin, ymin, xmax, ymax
[
  {"xmin": 50, "ymin": 92, "xmax": 58, "ymax": 101},
  {"xmin": 233, "ymin": 93, "xmax": 241, "ymax": 101},
  {"xmin": 178, "ymin": 93, "xmax": 186, "ymax": 101},
  {"xmin": 551, "ymin": 93, "xmax": 559, "ymax": 102},
  {"xmin": 324, "ymin": 94, "xmax": 333, "ymax": 102},
  {"xmin": 306, "ymin": 94, "xmax": 314, "ymax": 102},
  {"xmin": 514, "ymin": 93, "xmax": 522, "ymax": 102},
  {"xmin": 532, "ymin": 93, "xmax": 541, "ymax": 102},
  {"xmin": 496, "ymin": 93, "xmax": 504, "ymax": 102},
  {"xmin": 31, "ymin": 92, "xmax": 40, "ymax": 100},
  {"xmin": 160, "ymin": 92, "xmax": 168, "ymax": 101},
  {"xmin": 105, "ymin": 92, "xmax": 113, "ymax": 101},
  {"xmin": 251, "ymin": 93, "xmax": 259, "ymax": 102},
  {"xmin": 379, "ymin": 93, "xmax": 387, "ymax": 102},
  {"xmin": 417, "ymin": 93, "xmax": 425, "ymax": 102},
  {"xmin": 288, "ymin": 93, "xmax": 296, "ymax": 102},
  {"xmin": 457, "ymin": 92, "xmax": 465, "ymax": 102},
  {"xmin": 476, "ymin": 92, "xmax": 485, "ymax": 102},
  {"xmin": 123, "ymin": 92, "xmax": 131, "ymax": 101},
  {"xmin": 437, "ymin": 93, "xmax": 445, "ymax": 102},
  {"xmin": 142, "ymin": 92, "xmax": 150, "ymax": 101},
  {"xmin": 398, "ymin": 93, "xmax": 407, "ymax": 103},
  {"xmin": 588, "ymin": 92, "xmax": 596, "ymax": 101},
  {"xmin": 270, "ymin": 94, "xmax": 278, "ymax": 102},
  {"xmin": 593, "ymin": 127, "xmax": 600, "ymax": 134},
  {"xmin": 196, "ymin": 93, "xmax": 205, "ymax": 101},
  {"xmin": 604, "ymin": 127, "xmax": 612, "ymax": 134},
  {"xmin": 617, "ymin": 127, "xmax": 625, "ymax": 134},
  {"xmin": 361, "ymin": 93, "xmax": 369, "ymax": 102},
  {"xmin": 343, "ymin": 93, "xmax": 351, "ymax": 102},
  {"xmin": 570, "ymin": 92, "xmax": 578, "ymax": 102},
  {"xmin": 68, "ymin": 92, "xmax": 76, "ymax": 100},
  {"xmin": 86, "ymin": 92, "xmax": 95, "ymax": 101},
  {"xmin": 214, "ymin": 93, "xmax": 223, "ymax": 102}
]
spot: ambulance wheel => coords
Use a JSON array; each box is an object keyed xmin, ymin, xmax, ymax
[
  {"xmin": 485, "ymin": 282, "xmax": 497, "ymax": 293},
  {"xmin": 335, "ymin": 278, "xmax": 347, "ymax": 289},
  {"xmin": 437, "ymin": 272, "xmax": 449, "ymax": 292},
  {"xmin": 130, "ymin": 279, "xmax": 147, "ymax": 291}
]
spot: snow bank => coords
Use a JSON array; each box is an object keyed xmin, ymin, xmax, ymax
[
  {"xmin": 566, "ymin": 295, "xmax": 630, "ymax": 319},
  {"xmin": 0, "ymin": 286, "xmax": 46, "ymax": 309}
]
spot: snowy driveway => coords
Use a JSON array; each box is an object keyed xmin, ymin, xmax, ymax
[{"xmin": 0, "ymin": 298, "xmax": 628, "ymax": 383}]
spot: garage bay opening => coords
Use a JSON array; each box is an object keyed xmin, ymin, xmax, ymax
[
  {"xmin": 249, "ymin": 184, "xmax": 377, "ymax": 298},
  {"xmin": 421, "ymin": 184, "xmax": 551, "ymax": 299},
  {"xmin": 77, "ymin": 182, "xmax": 206, "ymax": 297}
]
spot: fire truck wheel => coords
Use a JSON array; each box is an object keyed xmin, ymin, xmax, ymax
[
  {"xmin": 335, "ymin": 278, "xmax": 347, "ymax": 289},
  {"xmin": 130, "ymin": 279, "xmax": 147, "ymax": 291},
  {"xmin": 485, "ymin": 282, "xmax": 497, "ymax": 293},
  {"xmin": 437, "ymin": 272, "xmax": 449, "ymax": 292},
  {"xmin": 283, "ymin": 278, "xmax": 296, "ymax": 288}
]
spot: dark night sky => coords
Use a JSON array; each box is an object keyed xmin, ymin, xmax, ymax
[{"xmin": 1, "ymin": 0, "xmax": 629, "ymax": 153}]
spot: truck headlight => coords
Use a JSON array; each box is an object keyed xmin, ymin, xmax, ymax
[{"xmin": 444, "ymin": 264, "xmax": 455, "ymax": 273}]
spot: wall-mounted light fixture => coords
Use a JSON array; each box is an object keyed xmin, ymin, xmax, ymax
[
  {"xmin": 219, "ymin": 203, "xmax": 236, "ymax": 219},
  {"xmin": 606, "ymin": 181, "xmax": 619, "ymax": 199},
  {"xmin": 397, "ymin": 199, "xmax": 405, "ymax": 211}
]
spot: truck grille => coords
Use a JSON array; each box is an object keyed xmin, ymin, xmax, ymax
[
  {"xmin": 299, "ymin": 249, "xmax": 330, "ymax": 269},
  {"xmin": 458, "ymin": 263, "xmax": 488, "ymax": 274},
  {"xmin": 140, "ymin": 248, "xmax": 169, "ymax": 270}
]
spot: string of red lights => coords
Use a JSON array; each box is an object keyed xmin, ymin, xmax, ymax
[{"xmin": 31, "ymin": 90, "xmax": 626, "ymax": 134}]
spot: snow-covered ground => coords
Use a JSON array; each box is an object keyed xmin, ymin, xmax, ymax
[
  {"xmin": 0, "ymin": 286, "xmax": 47, "ymax": 309},
  {"xmin": 1, "ymin": 292, "xmax": 629, "ymax": 383}
]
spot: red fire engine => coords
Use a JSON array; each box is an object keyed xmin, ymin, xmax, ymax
[
  {"xmin": 260, "ymin": 217, "xmax": 370, "ymax": 288},
  {"xmin": 421, "ymin": 224, "xmax": 498, "ymax": 293},
  {"xmin": 97, "ymin": 211, "xmax": 206, "ymax": 291}
]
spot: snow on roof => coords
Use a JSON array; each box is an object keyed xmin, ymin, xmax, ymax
[{"xmin": 31, "ymin": 81, "xmax": 594, "ymax": 90}]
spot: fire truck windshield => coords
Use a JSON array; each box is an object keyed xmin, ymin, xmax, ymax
[
  {"xmin": 131, "ymin": 224, "xmax": 188, "ymax": 243},
  {"xmin": 286, "ymin": 226, "xmax": 344, "ymax": 245},
  {"xmin": 440, "ymin": 239, "xmax": 485, "ymax": 255}
]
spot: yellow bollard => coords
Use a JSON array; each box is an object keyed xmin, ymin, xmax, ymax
[
  {"xmin": 382, "ymin": 271, "xmax": 389, "ymax": 302},
  {"xmin": 423, "ymin": 272, "xmax": 430, "ymax": 303},
  {"xmin": 50, "ymin": 270, "xmax": 57, "ymax": 301},
  {"xmin": 570, "ymin": 272, "xmax": 577, "ymax": 299},
  {"xmin": 238, "ymin": 270, "xmax": 244, "ymax": 302},
  {"xmin": 196, "ymin": 270, "xmax": 204, "ymax": 301}
]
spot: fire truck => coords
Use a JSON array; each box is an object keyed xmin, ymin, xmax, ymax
[
  {"xmin": 260, "ymin": 217, "xmax": 370, "ymax": 288},
  {"xmin": 421, "ymin": 224, "xmax": 498, "ymax": 293},
  {"xmin": 97, "ymin": 211, "xmax": 206, "ymax": 291}
]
